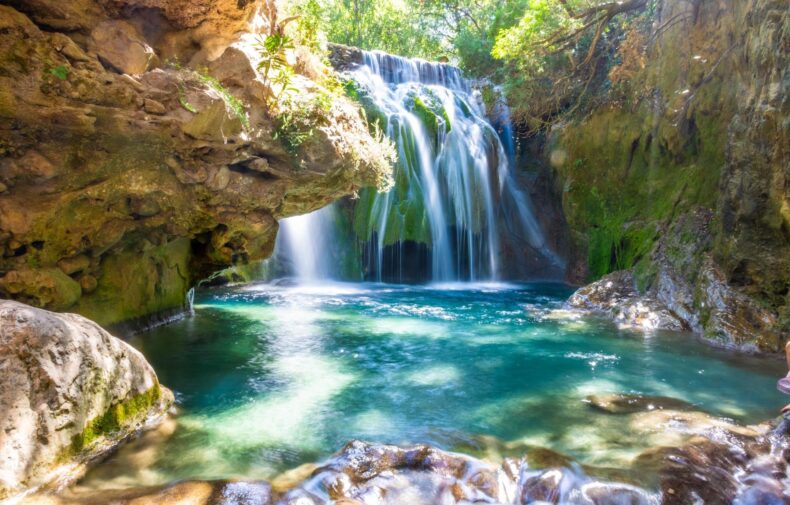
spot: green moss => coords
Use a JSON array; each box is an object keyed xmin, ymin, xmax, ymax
[
  {"xmin": 555, "ymin": 102, "xmax": 727, "ymax": 284},
  {"xmin": 77, "ymin": 238, "xmax": 191, "ymax": 327},
  {"xmin": 48, "ymin": 65, "xmax": 69, "ymax": 81},
  {"xmin": 343, "ymin": 78, "xmax": 388, "ymax": 134},
  {"xmin": 178, "ymin": 85, "xmax": 197, "ymax": 113},
  {"xmin": 480, "ymin": 85, "xmax": 496, "ymax": 115},
  {"xmin": 352, "ymin": 179, "xmax": 432, "ymax": 248},
  {"xmin": 329, "ymin": 204, "xmax": 364, "ymax": 280},
  {"xmin": 456, "ymin": 97, "xmax": 473, "ymax": 118},
  {"xmin": 196, "ymin": 72, "xmax": 249, "ymax": 128},
  {"xmin": 411, "ymin": 96, "xmax": 440, "ymax": 144},
  {"xmin": 68, "ymin": 384, "xmax": 162, "ymax": 457}
]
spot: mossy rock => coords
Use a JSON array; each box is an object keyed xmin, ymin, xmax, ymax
[
  {"xmin": 77, "ymin": 238, "xmax": 191, "ymax": 327},
  {"xmin": 70, "ymin": 384, "xmax": 163, "ymax": 455},
  {"xmin": 553, "ymin": 104, "xmax": 727, "ymax": 283},
  {"xmin": 406, "ymin": 91, "xmax": 452, "ymax": 149}
]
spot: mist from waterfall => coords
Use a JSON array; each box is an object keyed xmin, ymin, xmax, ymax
[{"xmin": 270, "ymin": 50, "xmax": 558, "ymax": 283}]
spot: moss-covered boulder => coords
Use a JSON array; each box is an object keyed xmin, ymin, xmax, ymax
[{"xmin": 0, "ymin": 300, "xmax": 174, "ymax": 500}]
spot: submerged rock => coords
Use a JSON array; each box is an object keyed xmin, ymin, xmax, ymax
[
  {"xmin": 653, "ymin": 433, "xmax": 790, "ymax": 505},
  {"xmin": 586, "ymin": 394, "xmax": 696, "ymax": 415},
  {"xmin": 278, "ymin": 440, "xmax": 517, "ymax": 504},
  {"xmin": 0, "ymin": 300, "xmax": 173, "ymax": 500},
  {"xmin": 22, "ymin": 432, "xmax": 790, "ymax": 504}
]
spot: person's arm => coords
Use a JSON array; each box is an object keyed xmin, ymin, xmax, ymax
[{"xmin": 786, "ymin": 341, "xmax": 790, "ymax": 371}]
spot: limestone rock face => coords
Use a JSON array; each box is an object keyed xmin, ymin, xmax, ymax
[
  {"xmin": 88, "ymin": 20, "xmax": 156, "ymax": 75},
  {"xmin": 0, "ymin": 3, "xmax": 393, "ymax": 329},
  {"xmin": 585, "ymin": 394, "xmax": 695, "ymax": 415},
  {"xmin": 5, "ymin": 0, "xmax": 257, "ymax": 57},
  {"xmin": 540, "ymin": 0, "xmax": 788, "ymax": 350},
  {"xmin": 0, "ymin": 300, "xmax": 173, "ymax": 500}
]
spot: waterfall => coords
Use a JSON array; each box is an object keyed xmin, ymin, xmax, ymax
[
  {"xmin": 353, "ymin": 51, "xmax": 555, "ymax": 282},
  {"xmin": 267, "ymin": 50, "xmax": 558, "ymax": 284},
  {"xmin": 268, "ymin": 205, "xmax": 341, "ymax": 282},
  {"xmin": 186, "ymin": 287, "xmax": 195, "ymax": 316}
]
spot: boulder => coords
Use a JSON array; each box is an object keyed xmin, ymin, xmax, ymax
[
  {"xmin": 0, "ymin": 300, "xmax": 173, "ymax": 500},
  {"xmin": 88, "ymin": 20, "xmax": 157, "ymax": 75},
  {"xmin": 649, "ymin": 433, "xmax": 789, "ymax": 505},
  {"xmin": 327, "ymin": 44, "xmax": 365, "ymax": 71},
  {"xmin": 568, "ymin": 270, "xmax": 687, "ymax": 331}
]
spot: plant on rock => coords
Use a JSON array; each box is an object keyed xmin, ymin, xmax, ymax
[{"xmin": 255, "ymin": 32, "xmax": 294, "ymax": 88}]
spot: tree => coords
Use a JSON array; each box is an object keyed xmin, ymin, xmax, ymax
[{"xmin": 492, "ymin": 0, "xmax": 651, "ymax": 126}]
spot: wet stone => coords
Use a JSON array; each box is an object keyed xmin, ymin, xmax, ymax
[{"xmin": 586, "ymin": 394, "xmax": 696, "ymax": 415}]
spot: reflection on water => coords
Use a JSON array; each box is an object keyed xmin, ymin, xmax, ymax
[{"xmin": 80, "ymin": 282, "xmax": 785, "ymax": 490}]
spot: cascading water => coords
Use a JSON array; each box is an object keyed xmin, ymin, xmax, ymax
[
  {"xmin": 270, "ymin": 50, "xmax": 559, "ymax": 283},
  {"xmin": 265, "ymin": 205, "xmax": 344, "ymax": 282}
]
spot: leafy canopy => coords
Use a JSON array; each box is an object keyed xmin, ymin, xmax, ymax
[{"xmin": 287, "ymin": 0, "xmax": 650, "ymax": 125}]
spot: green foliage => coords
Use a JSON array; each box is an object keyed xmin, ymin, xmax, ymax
[
  {"xmin": 287, "ymin": 0, "xmax": 326, "ymax": 52},
  {"xmin": 434, "ymin": 0, "xmax": 529, "ymax": 75},
  {"xmin": 489, "ymin": 0, "xmax": 651, "ymax": 124},
  {"xmin": 48, "ymin": 65, "xmax": 69, "ymax": 80},
  {"xmin": 314, "ymin": 0, "xmax": 447, "ymax": 61},
  {"xmin": 178, "ymin": 86, "xmax": 197, "ymax": 113},
  {"xmin": 273, "ymin": 90, "xmax": 334, "ymax": 156},
  {"xmin": 196, "ymin": 71, "xmax": 249, "ymax": 128},
  {"xmin": 254, "ymin": 33, "xmax": 294, "ymax": 86},
  {"xmin": 492, "ymin": 0, "xmax": 579, "ymax": 64}
]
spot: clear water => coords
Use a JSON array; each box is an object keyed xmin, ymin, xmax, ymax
[{"xmin": 82, "ymin": 282, "xmax": 785, "ymax": 489}]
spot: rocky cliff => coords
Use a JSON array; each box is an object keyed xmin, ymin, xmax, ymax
[
  {"xmin": 0, "ymin": 0, "xmax": 393, "ymax": 330},
  {"xmin": 528, "ymin": 0, "xmax": 788, "ymax": 351}
]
